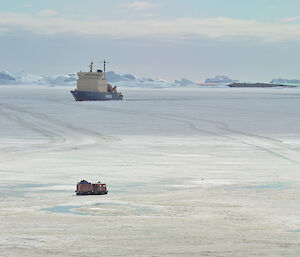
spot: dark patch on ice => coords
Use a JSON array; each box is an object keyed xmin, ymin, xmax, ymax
[
  {"xmin": 93, "ymin": 202, "xmax": 152, "ymax": 213},
  {"xmin": 42, "ymin": 202, "xmax": 153, "ymax": 216},
  {"xmin": 112, "ymin": 179, "xmax": 186, "ymax": 194},
  {"xmin": 41, "ymin": 205, "xmax": 88, "ymax": 216},
  {"xmin": 156, "ymin": 178, "xmax": 190, "ymax": 192},
  {"xmin": 0, "ymin": 183, "xmax": 53, "ymax": 190},
  {"xmin": 14, "ymin": 183, "xmax": 53, "ymax": 189},
  {"xmin": 111, "ymin": 182, "xmax": 148, "ymax": 193},
  {"xmin": 245, "ymin": 182, "xmax": 292, "ymax": 190},
  {"xmin": 288, "ymin": 229, "xmax": 300, "ymax": 233},
  {"xmin": 0, "ymin": 183, "xmax": 72, "ymax": 198}
]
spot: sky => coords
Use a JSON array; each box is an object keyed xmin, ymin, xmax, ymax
[{"xmin": 1, "ymin": 0, "xmax": 300, "ymax": 82}]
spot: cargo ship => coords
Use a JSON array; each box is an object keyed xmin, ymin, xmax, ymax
[
  {"xmin": 75, "ymin": 180, "xmax": 108, "ymax": 195},
  {"xmin": 228, "ymin": 83, "xmax": 296, "ymax": 88},
  {"xmin": 71, "ymin": 61, "xmax": 123, "ymax": 101}
]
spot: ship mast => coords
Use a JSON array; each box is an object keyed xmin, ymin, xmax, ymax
[
  {"xmin": 89, "ymin": 61, "xmax": 93, "ymax": 72},
  {"xmin": 103, "ymin": 59, "xmax": 106, "ymax": 80}
]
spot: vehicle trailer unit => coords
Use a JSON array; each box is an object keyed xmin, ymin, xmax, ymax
[{"xmin": 76, "ymin": 180, "xmax": 108, "ymax": 195}]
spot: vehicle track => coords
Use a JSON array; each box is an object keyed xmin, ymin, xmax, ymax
[
  {"xmin": 9, "ymin": 97, "xmax": 299, "ymax": 166},
  {"xmin": 80, "ymin": 103, "xmax": 300, "ymax": 165},
  {"xmin": 156, "ymin": 113, "xmax": 300, "ymax": 166},
  {"xmin": 0, "ymin": 103, "xmax": 119, "ymax": 160}
]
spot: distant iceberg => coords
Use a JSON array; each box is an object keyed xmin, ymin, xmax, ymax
[
  {"xmin": 0, "ymin": 71, "xmax": 16, "ymax": 84},
  {"xmin": 174, "ymin": 78, "xmax": 195, "ymax": 87},
  {"xmin": 205, "ymin": 75, "xmax": 239, "ymax": 84},
  {"xmin": 40, "ymin": 74, "xmax": 77, "ymax": 86},
  {"xmin": 0, "ymin": 71, "xmax": 76, "ymax": 86},
  {"xmin": 105, "ymin": 71, "xmax": 125, "ymax": 83},
  {"xmin": 270, "ymin": 78, "xmax": 300, "ymax": 85},
  {"xmin": 0, "ymin": 70, "xmax": 197, "ymax": 88}
]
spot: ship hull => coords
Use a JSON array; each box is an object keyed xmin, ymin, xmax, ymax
[
  {"xmin": 228, "ymin": 83, "xmax": 296, "ymax": 88},
  {"xmin": 71, "ymin": 90, "xmax": 123, "ymax": 101}
]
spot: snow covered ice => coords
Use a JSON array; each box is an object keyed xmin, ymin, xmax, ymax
[{"xmin": 0, "ymin": 85, "xmax": 300, "ymax": 256}]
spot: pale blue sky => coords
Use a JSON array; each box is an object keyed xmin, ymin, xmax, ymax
[
  {"xmin": 1, "ymin": 0, "xmax": 300, "ymax": 82},
  {"xmin": 3, "ymin": 0, "xmax": 300, "ymax": 21}
]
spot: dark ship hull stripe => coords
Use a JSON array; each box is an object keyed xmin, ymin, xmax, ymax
[{"xmin": 71, "ymin": 90, "xmax": 123, "ymax": 101}]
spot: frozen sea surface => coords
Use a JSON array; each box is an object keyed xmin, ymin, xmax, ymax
[{"xmin": 0, "ymin": 85, "xmax": 300, "ymax": 256}]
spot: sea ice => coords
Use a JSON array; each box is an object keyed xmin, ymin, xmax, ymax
[{"xmin": 0, "ymin": 85, "xmax": 300, "ymax": 256}]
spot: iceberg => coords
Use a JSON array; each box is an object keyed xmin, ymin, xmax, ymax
[
  {"xmin": 205, "ymin": 75, "xmax": 239, "ymax": 84},
  {"xmin": 0, "ymin": 70, "xmax": 197, "ymax": 88},
  {"xmin": 270, "ymin": 78, "xmax": 300, "ymax": 85}
]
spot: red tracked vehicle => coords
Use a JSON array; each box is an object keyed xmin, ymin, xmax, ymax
[{"xmin": 76, "ymin": 180, "xmax": 108, "ymax": 195}]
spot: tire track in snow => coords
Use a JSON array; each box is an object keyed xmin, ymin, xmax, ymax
[
  {"xmin": 30, "ymin": 99, "xmax": 300, "ymax": 165},
  {"xmin": 78, "ymin": 104, "xmax": 220, "ymax": 137},
  {"xmin": 156, "ymin": 113, "xmax": 300, "ymax": 166},
  {"xmin": 0, "ymin": 103, "xmax": 119, "ymax": 159},
  {"xmin": 81, "ymin": 104, "xmax": 300, "ymax": 165},
  {"xmin": 0, "ymin": 108, "xmax": 66, "ymax": 145}
]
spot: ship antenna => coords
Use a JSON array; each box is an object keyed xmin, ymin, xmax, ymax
[
  {"xmin": 103, "ymin": 59, "xmax": 106, "ymax": 80},
  {"xmin": 89, "ymin": 61, "xmax": 93, "ymax": 72}
]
